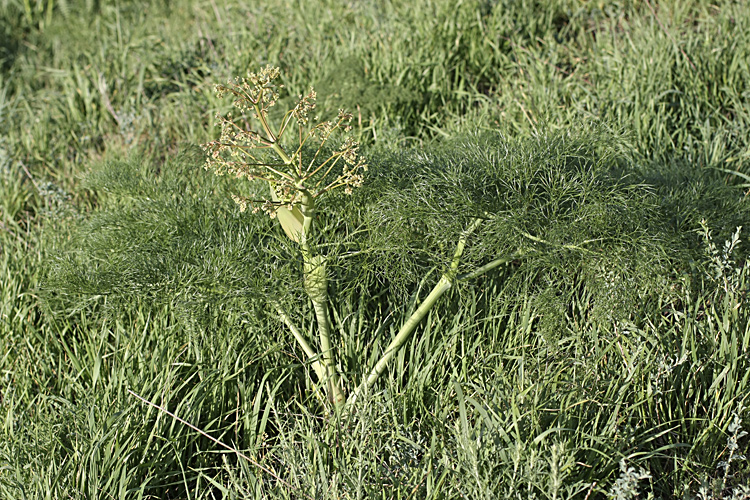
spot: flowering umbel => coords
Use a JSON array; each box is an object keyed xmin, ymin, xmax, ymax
[{"xmin": 201, "ymin": 65, "xmax": 367, "ymax": 222}]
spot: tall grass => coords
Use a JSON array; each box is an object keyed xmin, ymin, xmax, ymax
[{"xmin": 1, "ymin": 0, "xmax": 748, "ymax": 498}]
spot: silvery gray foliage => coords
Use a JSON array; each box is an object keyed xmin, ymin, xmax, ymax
[
  {"xmin": 717, "ymin": 409, "xmax": 748, "ymax": 490},
  {"xmin": 608, "ymin": 459, "xmax": 651, "ymax": 500}
]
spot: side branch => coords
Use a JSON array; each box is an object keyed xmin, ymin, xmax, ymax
[
  {"xmin": 273, "ymin": 301, "xmax": 327, "ymax": 384},
  {"xmin": 349, "ymin": 217, "xmax": 484, "ymax": 404}
]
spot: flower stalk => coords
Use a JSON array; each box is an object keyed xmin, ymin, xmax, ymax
[
  {"xmin": 299, "ymin": 192, "xmax": 344, "ymax": 406},
  {"xmin": 202, "ymin": 66, "xmax": 363, "ymax": 408}
]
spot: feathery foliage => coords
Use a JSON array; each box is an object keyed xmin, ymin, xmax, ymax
[{"xmin": 2, "ymin": 0, "xmax": 749, "ymax": 498}]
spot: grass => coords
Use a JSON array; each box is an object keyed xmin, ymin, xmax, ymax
[{"xmin": 1, "ymin": 0, "xmax": 749, "ymax": 498}]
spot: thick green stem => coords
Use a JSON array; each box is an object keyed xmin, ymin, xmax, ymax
[
  {"xmin": 300, "ymin": 192, "xmax": 345, "ymax": 407},
  {"xmin": 349, "ymin": 218, "xmax": 484, "ymax": 404},
  {"xmin": 259, "ymin": 118, "xmax": 345, "ymax": 406},
  {"xmin": 267, "ymin": 139, "xmax": 344, "ymax": 405}
]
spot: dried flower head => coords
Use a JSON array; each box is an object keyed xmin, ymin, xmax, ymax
[
  {"xmin": 293, "ymin": 88, "xmax": 317, "ymax": 125},
  {"xmin": 202, "ymin": 67, "xmax": 367, "ymax": 222}
]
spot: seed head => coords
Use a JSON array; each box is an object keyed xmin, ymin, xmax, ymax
[{"xmin": 202, "ymin": 66, "xmax": 368, "ymax": 220}]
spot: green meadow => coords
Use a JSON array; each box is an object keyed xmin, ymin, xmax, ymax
[{"xmin": 1, "ymin": 0, "xmax": 749, "ymax": 498}]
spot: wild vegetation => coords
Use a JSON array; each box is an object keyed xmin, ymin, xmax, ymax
[{"xmin": 1, "ymin": 0, "xmax": 749, "ymax": 498}]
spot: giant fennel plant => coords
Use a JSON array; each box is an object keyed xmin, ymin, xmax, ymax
[
  {"xmin": 201, "ymin": 66, "xmax": 490, "ymax": 407},
  {"xmin": 197, "ymin": 66, "xmax": 663, "ymax": 409},
  {"xmin": 201, "ymin": 66, "xmax": 367, "ymax": 406},
  {"xmin": 49, "ymin": 67, "xmax": 666, "ymax": 414}
]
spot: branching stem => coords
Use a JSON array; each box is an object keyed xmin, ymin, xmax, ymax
[{"xmin": 457, "ymin": 251, "xmax": 525, "ymax": 282}]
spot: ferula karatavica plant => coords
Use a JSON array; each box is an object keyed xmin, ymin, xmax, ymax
[
  {"xmin": 200, "ymin": 66, "xmax": 663, "ymax": 412},
  {"xmin": 201, "ymin": 66, "xmax": 517, "ymax": 409}
]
